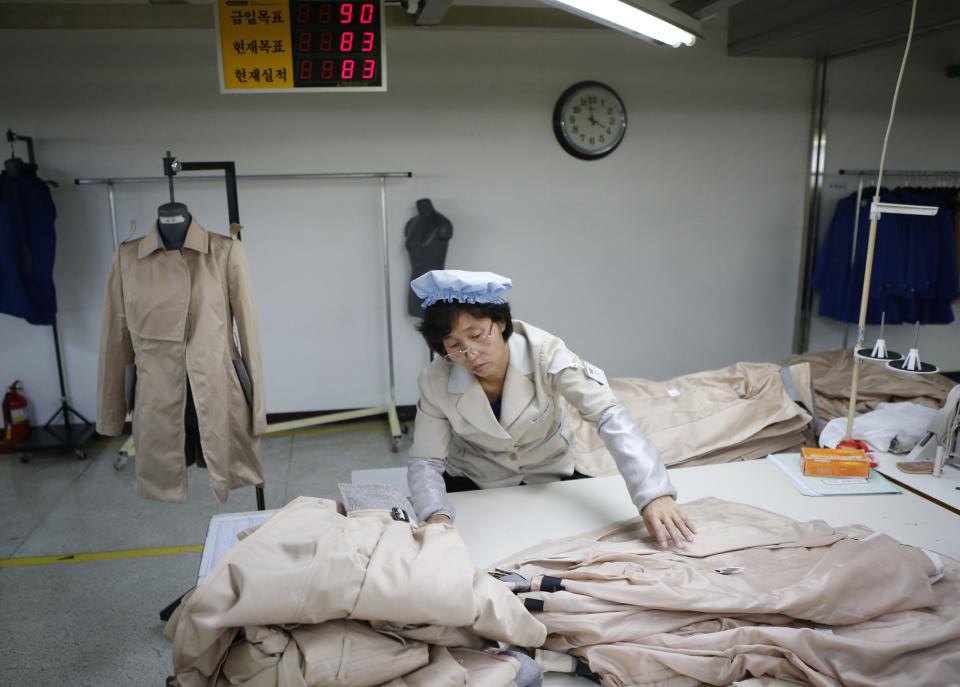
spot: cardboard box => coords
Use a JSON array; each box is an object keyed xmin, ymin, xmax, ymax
[{"xmin": 801, "ymin": 447, "xmax": 870, "ymax": 478}]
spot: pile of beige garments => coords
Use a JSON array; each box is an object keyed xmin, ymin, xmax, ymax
[
  {"xmin": 568, "ymin": 362, "xmax": 817, "ymax": 475},
  {"xmin": 785, "ymin": 348, "xmax": 957, "ymax": 422},
  {"xmin": 165, "ymin": 494, "xmax": 559, "ymax": 687},
  {"xmin": 166, "ymin": 495, "xmax": 960, "ymax": 687},
  {"xmin": 492, "ymin": 497, "xmax": 960, "ymax": 687}
]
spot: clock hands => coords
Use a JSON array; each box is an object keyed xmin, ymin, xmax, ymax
[{"xmin": 587, "ymin": 103, "xmax": 604, "ymax": 129}]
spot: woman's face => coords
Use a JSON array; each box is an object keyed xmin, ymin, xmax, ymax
[{"xmin": 442, "ymin": 311, "xmax": 508, "ymax": 381}]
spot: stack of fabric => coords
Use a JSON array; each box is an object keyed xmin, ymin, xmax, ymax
[
  {"xmin": 785, "ymin": 348, "xmax": 956, "ymax": 422},
  {"xmin": 492, "ymin": 497, "xmax": 960, "ymax": 687},
  {"xmin": 165, "ymin": 495, "xmax": 550, "ymax": 687},
  {"xmin": 567, "ymin": 362, "xmax": 815, "ymax": 476}
]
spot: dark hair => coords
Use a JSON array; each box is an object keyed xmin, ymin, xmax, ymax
[{"xmin": 418, "ymin": 301, "xmax": 513, "ymax": 357}]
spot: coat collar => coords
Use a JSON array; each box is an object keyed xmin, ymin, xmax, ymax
[{"xmin": 138, "ymin": 219, "xmax": 210, "ymax": 259}]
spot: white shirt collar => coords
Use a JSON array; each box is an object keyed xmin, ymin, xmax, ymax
[{"xmin": 447, "ymin": 330, "xmax": 532, "ymax": 394}]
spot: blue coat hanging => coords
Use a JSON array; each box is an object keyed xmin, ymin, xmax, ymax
[
  {"xmin": 0, "ymin": 165, "xmax": 58, "ymax": 325},
  {"xmin": 813, "ymin": 187, "xmax": 958, "ymax": 325}
]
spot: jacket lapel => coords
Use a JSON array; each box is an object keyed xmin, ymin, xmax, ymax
[
  {"xmin": 455, "ymin": 377, "xmax": 512, "ymax": 440},
  {"xmin": 498, "ymin": 364, "xmax": 536, "ymax": 430}
]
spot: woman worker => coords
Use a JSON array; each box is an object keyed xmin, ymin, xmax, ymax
[{"xmin": 406, "ymin": 270, "xmax": 695, "ymax": 549}]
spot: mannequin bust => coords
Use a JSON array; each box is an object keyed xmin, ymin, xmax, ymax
[
  {"xmin": 405, "ymin": 199, "xmax": 453, "ymax": 317},
  {"xmin": 157, "ymin": 202, "xmax": 192, "ymax": 250}
]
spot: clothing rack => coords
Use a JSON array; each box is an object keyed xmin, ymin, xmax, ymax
[
  {"xmin": 838, "ymin": 169, "xmax": 960, "ymax": 178},
  {"xmin": 5, "ymin": 129, "xmax": 95, "ymax": 462},
  {"xmin": 832, "ymin": 168, "xmax": 958, "ymax": 348},
  {"xmin": 75, "ymin": 167, "xmax": 413, "ymax": 456}
]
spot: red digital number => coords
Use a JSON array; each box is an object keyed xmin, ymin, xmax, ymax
[
  {"xmin": 320, "ymin": 59, "xmax": 335, "ymax": 79},
  {"xmin": 340, "ymin": 3, "xmax": 353, "ymax": 23},
  {"xmin": 295, "ymin": 3, "xmax": 310, "ymax": 24},
  {"xmin": 318, "ymin": 3, "xmax": 332, "ymax": 23},
  {"xmin": 361, "ymin": 31, "xmax": 374, "ymax": 52},
  {"xmin": 362, "ymin": 59, "xmax": 376, "ymax": 80},
  {"xmin": 299, "ymin": 59, "xmax": 314, "ymax": 80},
  {"xmin": 340, "ymin": 31, "xmax": 354, "ymax": 51},
  {"xmin": 319, "ymin": 31, "xmax": 333, "ymax": 52},
  {"xmin": 297, "ymin": 31, "xmax": 312, "ymax": 52},
  {"xmin": 360, "ymin": 3, "xmax": 375, "ymax": 24},
  {"xmin": 342, "ymin": 59, "xmax": 355, "ymax": 79}
]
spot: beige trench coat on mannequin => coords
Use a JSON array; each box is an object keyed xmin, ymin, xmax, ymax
[
  {"xmin": 410, "ymin": 320, "xmax": 617, "ymax": 487},
  {"xmin": 97, "ymin": 221, "xmax": 266, "ymax": 503}
]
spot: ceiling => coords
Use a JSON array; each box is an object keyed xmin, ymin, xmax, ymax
[
  {"xmin": 722, "ymin": 0, "xmax": 960, "ymax": 59},
  {"xmin": 0, "ymin": 0, "xmax": 958, "ymax": 60}
]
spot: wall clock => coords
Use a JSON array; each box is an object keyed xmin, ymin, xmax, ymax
[{"xmin": 553, "ymin": 81, "xmax": 627, "ymax": 160}]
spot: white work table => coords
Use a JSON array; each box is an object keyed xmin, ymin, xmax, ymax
[
  {"xmin": 449, "ymin": 457, "xmax": 960, "ymax": 569},
  {"xmin": 448, "ymin": 458, "xmax": 960, "ymax": 686},
  {"xmin": 873, "ymin": 451, "xmax": 960, "ymax": 514}
]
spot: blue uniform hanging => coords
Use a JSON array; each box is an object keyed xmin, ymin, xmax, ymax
[
  {"xmin": 0, "ymin": 167, "xmax": 58, "ymax": 325},
  {"xmin": 813, "ymin": 187, "xmax": 958, "ymax": 325}
]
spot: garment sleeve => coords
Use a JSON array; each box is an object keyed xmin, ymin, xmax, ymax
[
  {"xmin": 227, "ymin": 240, "xmax": 267, "ymax": 436},
  {"xmin": 407, "ymin": 457, "xmax": 456, "ymax": 523},
  {"xmin": 96, "ymin": 251, "xmax": 134, "ymax": 436},
  {"xmin": 408, "ymin": 375, "xmax": 452, "ymax": 460},
  {"xmin": 549, "ymin": 347, "xmax": 675, "ymax": 512},
  {"xmin": 597, "ymin": 404, "xmax": 676, "ymax": 512}
]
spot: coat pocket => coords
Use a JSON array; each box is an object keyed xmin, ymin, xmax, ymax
[{"xmin": 232, "ymin": 358, "xmax": 253, "ymax": 410}]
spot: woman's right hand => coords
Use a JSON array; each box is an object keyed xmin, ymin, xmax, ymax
[{"xmin": 426, "ymin": 514, "xmax": 452, "ymax": 525}]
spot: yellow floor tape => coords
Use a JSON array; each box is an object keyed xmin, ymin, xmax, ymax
[{"xmin": 0, "ymin": 544, "xmax": 203, "ymax": 569}]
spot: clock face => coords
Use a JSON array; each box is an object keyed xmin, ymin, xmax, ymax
[{"xmin": 553, "ymin": 81, "xmax": 627, "ymax": 160}]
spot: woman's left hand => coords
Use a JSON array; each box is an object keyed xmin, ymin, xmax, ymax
[{"xmin": 641, "ymin": 496, "xmax": 697, "ymax": 549}]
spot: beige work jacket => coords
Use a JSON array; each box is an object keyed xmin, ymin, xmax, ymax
[
  {"xmin": 96, "ymin": 221, "xmax": 266, "ymax": 503},
  {"xmin": 410, "ymin": 320, "xmax": 616, "ymax": 487}
]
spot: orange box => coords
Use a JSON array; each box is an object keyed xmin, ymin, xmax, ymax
[{"xmin": 801, "ymin": 447, "xmax": 870, "ymax": 478}]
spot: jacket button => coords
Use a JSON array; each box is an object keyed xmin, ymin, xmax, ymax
[{"xmin": 510, "ymin": 452, "xmax": 518, "ymax": 460}]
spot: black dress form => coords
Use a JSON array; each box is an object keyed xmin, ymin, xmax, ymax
[
  {"xmin": 405, "ymin": 199, "xmax": 453, "ymax": 317},
  {"xmin": 156, "ymin": 202, "xmax": 204, "ymax": 468}
]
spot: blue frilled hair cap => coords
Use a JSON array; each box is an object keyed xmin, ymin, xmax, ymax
[{"xmin": 410, "ymin": 270, "xmax": 513, "ymax": 310}]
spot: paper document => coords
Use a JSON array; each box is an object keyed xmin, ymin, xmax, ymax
[
  {"xmin": 768, "ymin": 453, "xmax": 901, "ymax": 496},
  {"xmin": 197, "ymin": 510, "xmax": 276, "ymax": 583}
]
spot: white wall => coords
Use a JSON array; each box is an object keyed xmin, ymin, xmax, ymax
[
  {"xmin": 0, "ymin": 19, "xmax": 815, "ymax": 422},
  {"xmin": 809, "ymin": 31, "xmax": 960, "ymax": 370}
]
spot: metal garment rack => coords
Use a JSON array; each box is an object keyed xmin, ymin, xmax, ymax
[
  {"xmin": 74, "ymin": 166, "xmax": 413, "ymax": 459},
  {"xmin": 6, "ymin": 129, "xmax": 95, "ymax": 462},
  {"xmin": 835, "ymin": 168, "xmax": 960, "ymax": 348}
]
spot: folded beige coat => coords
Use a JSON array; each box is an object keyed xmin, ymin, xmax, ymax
[
  {"xmin": 492, "ymin": 497, "xmax": 960, "ymax": 687},
  {"xmin": 168, "ymin": 496, "xmax": 546, "ymax": 687},
  {"xmin": 568, "ymin": 362, "xmax": 813, "ymax": 475},
  {"xmin": 785, "ymin": 348, "xmax": 957, "ymax": 422}
]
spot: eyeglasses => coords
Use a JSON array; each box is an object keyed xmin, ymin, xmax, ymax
[{"xmin": 443, "ymin": 322, "xmax": 496, "ymax": 363}]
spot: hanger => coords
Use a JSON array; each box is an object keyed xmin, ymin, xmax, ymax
[
  {"xmin": 4, "ymin": 140, "xmax": 30, "ymax": 177},
  {"xmin": 4, "ymin": 129, "xmax": 57, "ymax": 186}
]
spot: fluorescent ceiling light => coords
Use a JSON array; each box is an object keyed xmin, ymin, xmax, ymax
[{"xmin": 540, "ymin": 0, "xmax": 697, "ymax": 47}]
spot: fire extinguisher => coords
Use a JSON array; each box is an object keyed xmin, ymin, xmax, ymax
[{"xmin": 2, "ymin": 380, "xmax": 31, "ymax": 443}]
